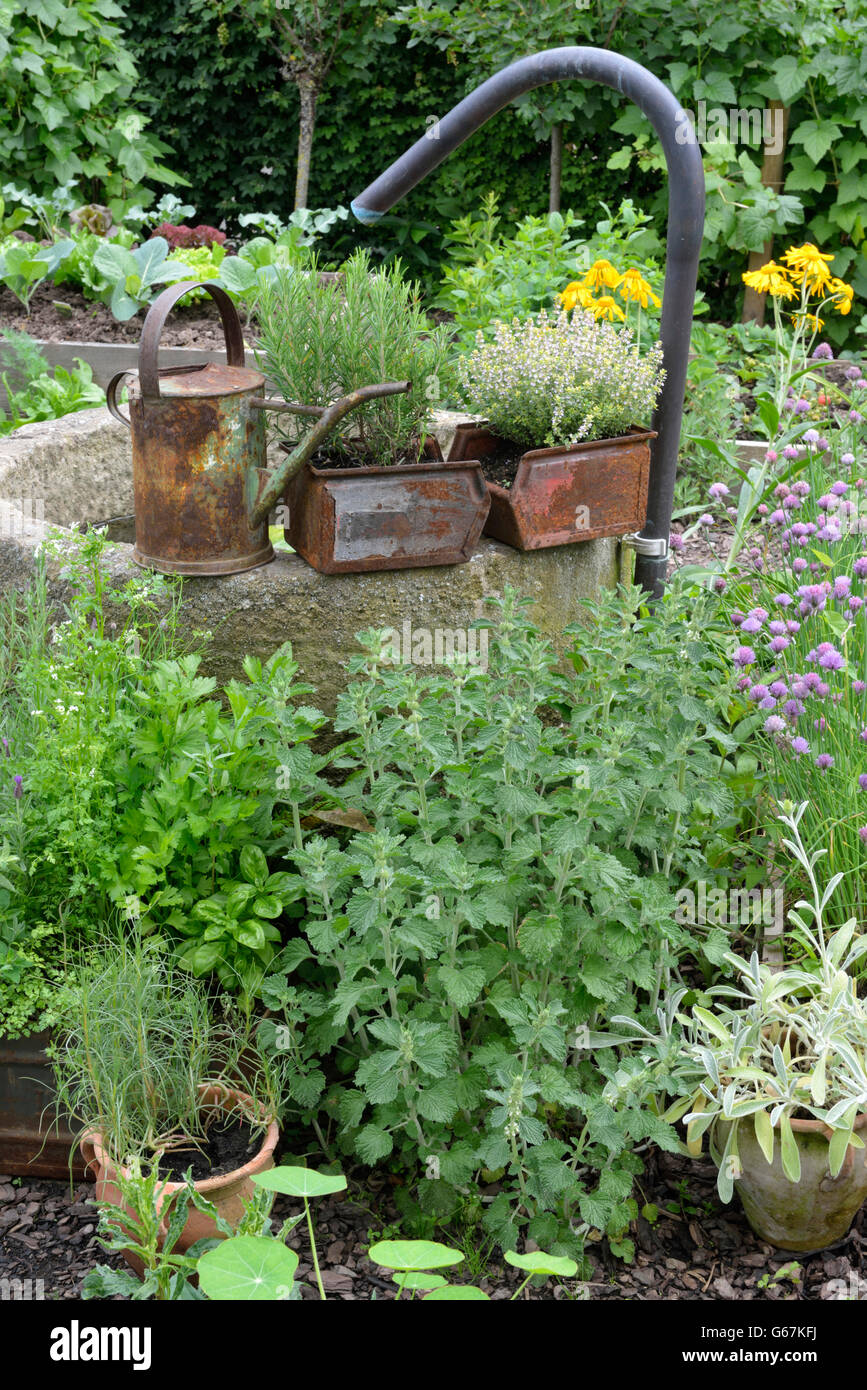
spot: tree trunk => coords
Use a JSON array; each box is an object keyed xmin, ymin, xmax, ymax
[
  {"xmin": 549, "ymin": 123, "xmax": 563, "ymax": 213},
  {"xmin": 294, "ymin": 78, "xmax": 318, "ymax": 211},
  {"xmin": 741, "ymin": 102, "xmax": 791, "ymax": 326}
]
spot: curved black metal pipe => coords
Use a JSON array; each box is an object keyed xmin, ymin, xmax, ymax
[{"xmin": 352, "ymin": 47, "xmax": 705, "ymax": 598}]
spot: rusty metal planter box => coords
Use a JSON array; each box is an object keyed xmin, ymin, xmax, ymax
[
  {"xmin": 281, "ymin": 443, "xmax": 490, "ymax": 574},
  {"xmin": 448, "ymin": 425, "xmax": 654, "ymax": 552},
  {"xmin": 0, "ymin": 1031, "xmax": 86, "ymax": 1179}
]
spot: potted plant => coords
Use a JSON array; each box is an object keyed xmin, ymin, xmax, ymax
[
  {"xmin": 253, "ymin": 250, "xmax": 490, "ymax": 573},
  {"xmin": 448, "ymin": 305, "xmax": 664, "ymax": 550},
  {"xmin": 50, "ymin": 936, "xmax": 280, "ymax": 1272},
  {"xmin": 609, "ymin": 803, "xmax": 867, "ymax": 1253}
]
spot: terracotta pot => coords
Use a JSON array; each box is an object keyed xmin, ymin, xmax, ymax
[
  {"xmin": 447, "ymin": 424, "xmax": 654, "ymax": 551},
  {"xmin": 279, "ymin": 437, "xmax": 490, "ymax": 574},
  {"xmin": 80, "ymin": 1084, "xmax": 279, "ymax": 1275},
  {"xmin": 715, "ymin": 1111, "xmax": 867, "ymax": 1253}
]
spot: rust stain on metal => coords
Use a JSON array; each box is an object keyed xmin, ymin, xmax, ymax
[
  {"xmin": 448, "ymin": 425, "xmax": 654, "ymax": 551},
  {"xmin": 282, "ymin": 449, "xmax": 490, "ymax": 574}
]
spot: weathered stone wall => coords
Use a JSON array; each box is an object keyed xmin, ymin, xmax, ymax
[{"xmin": 0, "ymin": 407, "xmax": 623, "ymax": 708}]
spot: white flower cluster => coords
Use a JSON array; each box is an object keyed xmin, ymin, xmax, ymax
[{"xmin": 458, "ymin": 309, "xmax": 665, "ymax": 448}]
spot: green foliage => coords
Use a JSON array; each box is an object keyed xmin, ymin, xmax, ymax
[
  {"xmin": 0, "ymin": 0, "xmax": 184, "ymax": 214},
  {"xmin": 91, "ymin": 233, "xmax": 196, "ymax": 319},
  {"xmin": 254, "ymin": 251, "xmax": 452, "ymax": 465},
  {"xmin": 0, "ymin": 329, "xmax": 103, "ymax": 434},
  {"xmin": 120, "ymin": 0, "xmax": 639, "ymax": 288},
  {"xmin": 256, "ymin": 586, "xmax": 756, "ymax": 1256},
  {"xmin": 0, "ymin": 235, "xmax": 74, "ymax": 310},
  {"xmin": 436, "ymin": 196, "xmax": 664, "ymax": 352}
]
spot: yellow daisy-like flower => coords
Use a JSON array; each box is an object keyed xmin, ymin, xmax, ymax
[
  {"xmin": 582, "ymin": 258, "xmax": 621, "ymax": 292},
  {"xmin": 558, "ymin": 280, "xmax": 595, "ymax": 312},
  {"xmin": 827, "ymin": 276, "xmax": 854, "ymax": 315},
  {"xmin": 590, "ymin": 294, "xmax": 626, "ymax": 322},
  {"xmin": 742, "ymin": 261, "xmax": 797, "ymax": 300},
  {"xmin": 617, "ymin": 267, "xmax": 661, "ymax": 309},
  {"xmin": 781, "ymin": 242, "xmax": 834, "ymax": 293}
]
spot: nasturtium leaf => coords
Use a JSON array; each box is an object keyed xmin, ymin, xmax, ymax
[
  {"xmin": 423, "ymin": 1285, "xmax": 490, "ymax": 1300},
  {"xmin": 197, "ymin": 1236, "xmax": 298, "ymax": 1301},
  {"xmin": 392, "ymin": 1271, "xmax": 448, "ymax": 1291},
  {"xmin": 252, "ymin": 1166, "xmax": 347, "ymax": 1199},
  {"xmin": 368, "ymin": 1239, "xmax": 464, "ymax": 1272},
  {"xmin": 504, "ymin": 1250, "xmax": 578, "ymax": 1277}
]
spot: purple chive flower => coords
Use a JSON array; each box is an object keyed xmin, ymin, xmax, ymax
[
  {"xmin": 845, "ymin": 366, "xmax": 862, "ymax": 380},
  {"xmin": 860, "ymin": 827, "xmax": 867, "ymax": 843},
  {"xmin": 831, "ymin": 481, "xmax": 849, "ymax": 496},
  {"xmin": 792, "ymin": 736, "xmax": 810, "ymax": 755},
  {"xmin": 850, "ymin": 411, "xmax": 863, "ymax": 424},
  {"xmin": 769, "ymin": 509, "xmax": 787, "ymax": 525},
  {"xmin": 765, "ymin": 449, "xmax": 779, "ymax": 463},
  {"xmin": 793, "ymin": 558, "xmax": 808, "ymax": 574},
  {"xmin": 834, "ymin": 576, "xmax": 852, "ymax": 600},
  {"xmin": 759, "ymin": 695, "xmax": 777, "ymax": 710},
  {"xmin": 669, "ymin": 532, "xmax": 684, "ymax": 552},
  {"xmin": 816, "ymin": 753, "xmax": 834, "ymax": 770},
  {"xmin": 769, "ymin": 681, "xmax": 788, "ymax": 698},
  {"xmin": 699, "ymin": 513, "xmax": 714, "ymax": 526},
  {"xmin": 850, "ymin": 597, "xmax": 865, "ymax": 613},
  {"xmin": 769, "ymin": 621, "xmax": 786, "ymax": 636},
  {"xmin": 795, "ymin": 398, "xmax": 810, "ymax": 415},
  {"xmin": 13, "ymin": 775, "xmax": 22, "ymax": 800},
  {"xmin": 750, "ymin": 683, "xmax": 770, "ymax": 701},
  {"xmin": 741, "ymin": 616, "xmax": 763, "ymax": 634},
  {"xmin": 813, "ymin": 343, "xmax": 834, "ymax": 360},
  {"xmin": 734, "ymin": 646, "xmax": 756, "ymax": 669},
  {"xmin": 783, "ymin": 445, "xmax": 799, "ymax": 460},
  {"xmin": 769, "ymin": 636, "xmax": 790, "ymax": 653},
  {"xmin": 804, "ymin": 673, "xmax": 823, "ymax": 692},
  {"xmin": 861, "ymin": 728, "xmax": 867, "ymax": 742},
  {"xmin": 853, "ymin": 680, "xmax": 867, "ymax": 694},
  {"xmin": 758, "ymin": 504, "xmax": 769, "ymax": 516},
  {"xmin": 709, "ymin": 482, "xmax": 730, "ymax": 499},
  {"xmin": 854, "ymin": 558, "xmax": 867, "ymax": 579},
  {"xmin": 792, "ymin": 481, "xmax": 811, "ymax": 497},
  {"xmin": 859, "ymin": 775, "xmax": 867, "ymax": 792},
  {"xmin": 713, "ymin": 577, "xmax": 727, "ymax": 593},
  {"xmin": 775, "ymin": 593, "xmax": 793, "ymax": 607},
  {"xmin": 803, "ymin": 430, "xmax": 820, "ymax": 446},
  {"xmin": 785, "ymin": 699, "xmax": 805, "ymax": 719},
  {"xmin": 764, "ymin": 715, "xmax": 786, "ymax": 734}
]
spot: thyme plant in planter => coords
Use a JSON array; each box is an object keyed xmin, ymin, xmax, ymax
[
  {"xmin": 254, "ymin": 251, "xmax": 490, "ymax": 573},
  {"xmin": 450, "ymin": 304, "xmax": 664, "ymax": 550},
  {"xmin": 609, "ymin": 804, "xmax": 867, "ymax": 1253},
  {"xmin": 50, "ymin": 937, "xmax": 280, "ymax": 1271}
]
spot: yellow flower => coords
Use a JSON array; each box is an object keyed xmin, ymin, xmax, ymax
[
  {"xmin": 790, "ymin": 310, "xmax": 824, "ymax": 331},
  {"xmin": 742, "ymin": 261, "xmax": 797, "ymax": 299},
  {"xmin": 582, "ymin": 258, "xmax": 621, "ymax": 292},
  {"xmin": 590, "ymin": 294, "xmax": 626, "ymax": 322},
  {"xmin": 781, "ymin": 242, "xmax": 834, "ymax": 293},
  {"xmin": 558, "ymin": 280, "xmax": 595, "ymax": 312},
  {"xmin": 827, "ymin": 276, "xmax": 854, "ymax": 315},
  {"xmin": 616, "ymin": 267, "xmax": 661, "ymax": 308}
]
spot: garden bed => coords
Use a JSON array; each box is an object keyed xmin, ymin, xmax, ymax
[{"xmin": 0, "ymin": 283, "xmax": 229, "ymax": 348}]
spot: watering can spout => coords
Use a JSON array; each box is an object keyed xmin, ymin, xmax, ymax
[{"xmin": 249, "ymin": 380, "xmax": 412, "ymax": 527}]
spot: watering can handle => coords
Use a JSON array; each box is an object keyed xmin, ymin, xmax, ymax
[
  {"xmin": 106, "ymin": 369, "xmax": 135, "ymax": 428},
  {"xmin": 138, "ymin": 280, "xmax": 245, "ymax": 401}
]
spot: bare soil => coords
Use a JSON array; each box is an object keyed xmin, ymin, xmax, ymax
[{"xmin": 0, "ymin": 283, "xmax": 233, "ymax": 349}]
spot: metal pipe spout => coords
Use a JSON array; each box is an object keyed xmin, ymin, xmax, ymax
[
  {"xmin": 249, "ymin": 379, "xmax": 411, "ymax": 526},
  {"xmin": 352, "ymin": 47, "xmax": 705, "ymax": 598}
]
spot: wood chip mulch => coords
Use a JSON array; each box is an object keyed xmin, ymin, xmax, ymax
[{"xmin": 1, "ymin": 1148, "xmax": 864, "ymax": 1302}]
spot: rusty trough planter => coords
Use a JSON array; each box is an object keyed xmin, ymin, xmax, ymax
[
  {"xmin": 280, "ymin": 438, "xmax": 490, "ymax": 574},
  {"xmin": 447, "ymin": 424, "xmax": 655, "ymax": 552},
  {"xmin": 0, "ymin": 1031, "xmax": 86, "ymax": 1180}
]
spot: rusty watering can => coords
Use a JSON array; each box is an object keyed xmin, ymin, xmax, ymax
[{"xmin": 106, "ymin": 280, "xmax": 410, "ymax": 576}]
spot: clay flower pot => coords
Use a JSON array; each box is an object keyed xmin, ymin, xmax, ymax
[
  {"xmin": 80, "ymin": 1084, "xmax": 279, "ymax": 1274},
  {"xmin": 279, "ymin": 437, "xmax": 490, "ymax": 574},
  {"xmin": 447, "ymin": 424, "xmax": 654, "ymax": 551},
  {"xmin": 715, "ymin": 1111, "xmax": 867, "ymax": 1253}
]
